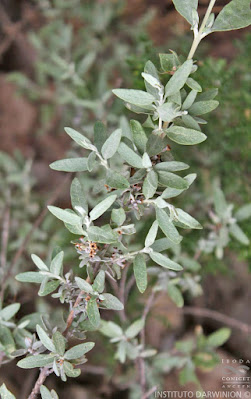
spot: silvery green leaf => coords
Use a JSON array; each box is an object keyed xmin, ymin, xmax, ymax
[
  {"xmin": 144, "ymin": 60, "xmax": 161, "ymax": 99},
  {"xmin": 87, "ymin": 226, "xmax": 118, "ymax": 244},
  {"xmin": 235, "ymin": 204, "xmax": 251, "ymax": 221},
  {"xmin": 75, "ymin": 277, "xmax": 93, "ymax": 293},
  {"xmin": 213, "ymin": 188, "xmax": 227, "ymax": 216},
  {"xmin": 179, "ymin": 256, "xmax": 201, "ymax": 272},
  {"xmin": 0, "ymin": 326, "xmax": 15, "ymax": 354},
  {"xmin": 101, "ymin": 294, "xmax": 124, "ymax": 310},
  {"xmin": 48, "ymin": 206, "xmax": 81, "ymax": 225},
  {"xmin": 87, "ymin": 299, "xmax": 100, "ymax": 328},
  {"xmin": 94, "ymin": 121, "xmax": 108, "ymax": 152},
  {"xmin": 40, "ymin": 386, "xmax": 55, "ymax": 399},
  {"xmin": 189, "ymin": 100, "xmax": 219, "ymax": 116},
  {"xmin": 90, "ymin": 194, "xmax": 117, "ymax": 221},
  {"xmin": 0, "ymin": 384, "xmax": 16, "ymax": 399},
  {"xmin": 182, "ymin": 90, "xmax": 197, "ymax": 110},
  {"xmin": 167, "ymin": 284, "xmax": 184, "ymax": 308},
  {"xmin": 142, "ymin": 72, "xmax": 161, "ymax": 88},
  {"xmin": 130, "ymin": 120, "xmax": 147, "ymax": 154},
  {"xmin": 64, "ymin": 342, "xmax": 95, "ymax": 360},
  {"xmin": 63, "ymin": 361, "xmax": 81, "ymax": 378},
  {"xmin": 212, "ymin": 0, "xmax": 251, "ymax": 32},
  {"xmin": 118, "ymin": 142, "xmax": 143, "ymax": 168},
  {"xmin": 182, "ymin": 114, "xmax": 201, "ymax": 131},
  {"xmin": 142, "ymin": 152, "xmax": 152, "ymax": 169},
  {"xmin": 87, "ymin": 151, "xmax": 97, "ymax": 172},
  {"xmin": 111, "ymin": 208, "xmax": 126, "ymax": 226},
  {"xmin": 143, "ymin": 170, "xmax": 158, "ymax": 199},
  {"xmin": 158, "ymin": 171, "xmax": 189, "ymax": 190},
  {"xmin": 141, "ymin": 349, "xmax": 157, "ymax": 358},
  {"xmin": 16, "ymin": 272, "xmax": 44, "ymax": 283},
  {"xmin": 101, "ymin": 129, "xmax": 122, "ymax": 159},
  {"xmin": 115, "ymin": 341, "xmax": 126, "ymax": 363},
  {"xmin": 112, "ymin": 89, "xmax": 155, "ymax": 107},
  {"xmin": 38, "ymin": 280, "xmax": 60, "ymax": 297},
  {"xmin": 64, "ymin": 221, "xmax": 86, "ymax": 235},
  {"xmin": 165, "ymin": 126, "xmax": 207, "ymax": 145},
  {"xmin": 52, "ymin": 331, "xmax": 65, "ymax": 357},
  {"xmin": 186, "ymin": 78, "xmax": 202, "ymax": 92},
  {"xmin": 31, "ymin": 254, "xmax": 48, "ymax": 271},
  {"xmin": 50, "ymin": 158, "xmax": 88, "ymax": 172},
  {"xmin": 50, "ymin": 251, "xmax": 64, "ymax": 276},
  {"xmin": 165, "ymin": 60, "xmax": 193, "ymax": 97},
  {"xmin": 159, "ymin": 52, "xmax": 180, "ymax": 72},
  {"xmin": 169, "ymin": 91, "xmax": 182, "ymax": 106},
  {"xmin": 146, "ymin": 133, "xmax": 169, "ymax": 157},
  {"xmin": 174, "ymin": 208, "xmax": 202, "ymax": 229},
  {"xmin": 150, "ymin": 252, "xmax": 183, "ymax": 271},
  {"xmin": 70, "ymin": 178, "xmax": 88, "ymax": 213},
  {"xmin": 151, "ymin": 238, "xmax": 173, "ymax": 252},
  {"xmin": 145, "ymin": 220, "xmax": 158, "ymax": 248},
  {"xmin": 119, "ymin": 224, "xmax": 136, "ymax": 235},
  {"xmin": 206, "ymin": 328, "xmax": 231, "ymax": 347},
  {"xmin": 156, "ymin": 208, "xmax": 182, "ymax": 244},
  {"xmin": 100, "ymin": 321, "xmax": 123, "ymax": 338},
  {"xmin": 92, "ymin": 270, "xmax": 105, "ymax": 293},
  {"xmin": 125, "ymin": 103, "xmax": 155, "ymax": 114},
  {"xmin": 157, "ymin": 102, "xmax": 182, "ymax": 122},
  {"xmin": 36, "ymin": 325, "xmax": 56, "ymax": 352},
  {"xmin": 155, "ymin": 197, "xmax": 169, "ymax": 208},
  {"xmin": 229, "ymin": 224, "xmax": 249, "ymax": 245},
  {"xmin": 172, "ymin": 0, "xmax": 198, "ymax": 25},
  {"xmin": 155, "ymin": 161, "xmax": 189, "ymax": 172},
  {"xmin": 133, "ymin": 254, "xmax": 147, "ymax": 293},
  {"xmin": 17, "ymin": 354, "xmax": 54, "ymax": 369},
  {"xmin": 106, "ymin": 170, "xmax": 130, "ymax": 189},
  {"xmin": 0, "ymin": 303, "xmax": 20, "ymax": 321},
  {"xmin": 64, "ymin": 127, "xmax": 96, "ymax": 151},
  {"xmin": 125, "ymin": 319, "xmax": 144, "ymax": 339}
]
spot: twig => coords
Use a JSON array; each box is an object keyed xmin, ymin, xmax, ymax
[
  {"xmin": 0, "ymin": 174, "xmax": 71, "ymax": 302},
  {"xmin": 142, "ymin": 385, "xmax": 158, "ymax": 399},
  {"xmin": 64, "ymin": 288, "xmax": 86, "ymax": 336},
  {"xmin": 118, "ymin": 266, "xmax": 128, "ymax": 322},
  {"xmin": 181, "ymin": 306, "xmax": 251, "ymax": 334},
  {"xmin": 27, "ymin": 368, "xmax": 53, "ymax": 399},
  {"xmin": 125, "ymin": 273, "xmax": 135, "ymax": 302}
]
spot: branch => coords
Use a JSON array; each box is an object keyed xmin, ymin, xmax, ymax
[
  {"xmin": 0, "ymin": 174, "xmax": 71, "ymax": 302},
  {"xmin": 182, "ymin": 306, "xmax": 251, "ymax": 334},
  {"xmin": 27, "ymin": 368, "xmax": 53, "ymax": 399}
]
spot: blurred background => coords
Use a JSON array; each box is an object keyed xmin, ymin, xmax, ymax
[{"xmin": 0, "ymin": 0, "xmax": 250, "ymax": 398}]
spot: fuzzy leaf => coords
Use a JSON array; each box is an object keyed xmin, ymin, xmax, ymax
[
  {"xmin": 36, "ymin": 325, "xmax": 56, "ymax": 352},
  {"xmin": 64, "ymin": 342, "xmax": 95, "ymax": 360},
  {"xmin": 87, "ymin": 299, "xmax": 100, "ymax": 328},
  {"xmin": 143, "ymin": 170, "xmax": 158, "ymax": 199},
  {"xmin": 101, "ymin": 129, "xmax": 122, "ymax": 159},
  {"xmin": 31, "ymin": 254, "xmax": 48, "ymax": 271},
  {"xmin": 156, "ymin": 208, "xmax": 182, "ymax": 244},
  {"xmin": 17, "ymin": 354, "xmax": 54, "ymax": 369},
  {"xmin": 48, "ymin": 206, "xmax": 81, "ymax": 225},
  {"xmin": 70, "ymin": 178, "xmax": 88, "ymax": 213},
  {"xmin": 133, "ymin": 254, "xmax": 147, "ymax": 293},
  {"xmin": 212, "ymin": 0, "xmax": 251, "ymax": 32},
  {"xmin": 155, "ymin": 161, "xmax": 189, "ymax": 172},
  {"xmin": 0, "ymin": 384, "xmax": 16, "ymax": 399},
  {"xmin": 125, "ymin": 319, "xmax": 144, "ymax": 339},
  {"xmin": 118, "ymin": 142, "xmax": 143, "ymax": 168},
  {"xmin": 158, "ymin": 171, "xmax": 189, "ymax": 190},
  {"xmin": 167, "ymin": 284, "xmax": 184, "ymax": 307},
  {"xmin": 130, "ymin": 120, "xmax": 148, "ymax": 154},
  {"xmin": 166, "ymin": 126, "xmax": 207, "ymax": 145},
  {"xmin": 0, "ymin": 303, "xmax": 20, "ymax": 321},
  {"xmin": 87, "ymin": 226, "xmax": 118, "ymax": 244},
  {"xmin": 101, "ymin": 294, "xmax": 124, "ymax": 310},
  {"xmin": 165, "ymin": 60, "xmax": 193, "ymax": 97},
  {"xmin": 229, "ymin": 224, "xmax": 249, "ymax": 245},
  {"xmin": 92, "ymin": 270, "xmax": 105, "ymax": 293},
  {"xmin": 235, "ymin": 204, "xmax": 251, "ymax": 221},
  {"xmin": 50, "ymin": 158, "xmax": 88, "ymax": 172},
  {"xmin": 50, "ymin": 251, "xmax": 64, "ymax": 276},
  {"xmin": 75, "ymin": 277, "xmax": 93, "ymax": 293},
  {"xmin": 150, "ymin": 252, "xmax": 183, "ymax": 271},
  {"xmin": 189, "ymin": 100, "xmax": 219, "ymax": 116},
  {"xmin": 52, "ymin": 331, "xmax": 65, "ymax": 357},
  {"xmin": 175, "ymin": 208, "xmax": 202, "ymax": 229},
  {"xmin": 206, "ymin": 328, "xmax": 231, "ymax": 347},
  {"xmin": 172, "ymin": 0, "xmax": 198, "ymax": 25},
  {"xmin": 64, "ymin": 127, "xmax": 96, "ymax": 151},
  {"xmin": 100, "ymin": 321, "xmax": 123, "ymax": 338},
  {"xmin": 16, "ymin": 272, "xmax": 44, "ymax": 283},
  {"xmin": 90, "ymin": 194, "xmax": 117, "ymax": 221},
  {"xmin": 113, "ymin": 89, "xmax": 155, "ymax": 107},
  {"xmin": 145, "ymin": 220, "xmax": 158, "ymax": 248},
  {"xmin": 94, "ymin": 121, "xmax": 108, "ymax": 152},
  {"xmin": 106, "ymin": 170, "xmax": 130, "ymax": 189},
  {"xmin": 111, "ymin": 208, "xmax": 126, "ymax": 226}
]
